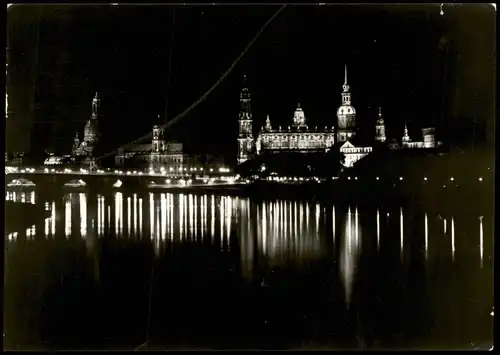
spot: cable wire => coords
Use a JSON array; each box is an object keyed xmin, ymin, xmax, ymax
[{"xmin": 96, "ymin": 5, "xmax": 287, "ymax": 162}]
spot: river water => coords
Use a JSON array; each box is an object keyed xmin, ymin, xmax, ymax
[{"xmin": 4, "ymin": 189, "xmax": 494, "ymax": 350}]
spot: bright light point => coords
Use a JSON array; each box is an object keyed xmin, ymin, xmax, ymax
[
  {"xmin": 113, "ymin": 180, "xmax": 122, "ymax": 188},
  {"xmin": 424, "ymin": 177, "xmax": 428, "ymax": 181},
  {"xmin": 479, "ymin": 177, "xmax": 483, "ymax": 181},
  {"xmin": 376, "ymin": 176, "xmax": 379, "ymax": 180},
  {"xmin": 450, "ymin": 177, "xmax": 454, "ymax": 181},
  {"xmin": 399, "ymin": 177, "xmax": 403, "ymax": 180}
]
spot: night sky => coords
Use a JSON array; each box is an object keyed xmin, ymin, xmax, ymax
[{"xmin": 6, "ymin": 4, "xmax": 496, "ymax": 162}]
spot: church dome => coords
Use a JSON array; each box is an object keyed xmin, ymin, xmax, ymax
[{"xmin": 336, "ymin": 105, "xmax": 356, "ymax": 116}]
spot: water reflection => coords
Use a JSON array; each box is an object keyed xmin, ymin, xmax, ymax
[
  {"xmin": 425, "ymin": 213, "xmax": 429, "ymax": 260},
  {"xmin": 80, "ymin": 193, "xmax": 87, "ymax": 238},
  {"xmin": 65, "ymin": 197, "xmax": 72, "ymax": 237},
  {"xmin": 5, "ymin": 190, "xmax": 35, "ymax": 204},
  {"xmin": 480, "ymin": 216, "xmax": 484, "ymax": 268},
  {"xmin": 5, "ymin": 190, "xmax": 492, "ymax": 269},
  {"xmin": 340, "ymin": 207, "xmax": 361, "ymax": 309}
]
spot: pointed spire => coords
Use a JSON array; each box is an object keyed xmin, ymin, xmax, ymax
[
  {"xmin": 402, "ymin": 121, "xmax": 411, "ymax": 142},
  {"xmin": 342, "ymin": 65, "xmax": 350, "ymax": 93}
]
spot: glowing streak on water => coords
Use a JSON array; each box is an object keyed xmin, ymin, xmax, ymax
[
  {"xmin": 150, "ymin": 193, "xmax": 155, "ymax": 239},
  {"xmin": 355, "ymin": 207, "xmax": 359, "ymax": 245},
  {"xmin": 179, "ymin": 194, "xmax": 184, "ymax": 240},
  {"xmin": 211, "ymin": 195, "xmax": 215, "ymax": 239},
  {"xmin": 194, "ymin": 195, "xmax": 198, "ymax": 239},
  {"xmin": 169, "ymin": 194, "xmax": 174, "ymax": 241},
  {"xmin": 226, "ymin": 197, "xmax": 231, "ymax": 242},
  {"xmin": 189, "ymin": 194, "xmax": 194, "ymax": 239},
  {"xmin": 51, "ymin": 201, "xmax": 56, "ymax": 235},
  {"xmin": 451, "ymin": 217, "xmax": 455, "ymax": 261},
  {"xmin": 262, "ymin": 203, "xmax": 267, "ymax": 254},
  {"xmin": 65, "ymin": 197, "xmax": 72, "ymax": 237},
  {"xmin": 21, "ymin": 193, "xmax": 25, "ymax": 203},
  {"xmin": 119, "ymin": 193, "xmax": 123, "ymax": 235},
  {"xmin": 79, "ymin": 193, "xmax": 87, "ymax": 238},
  {"xmin": 108, "ymin": 205, "xmax": 111, "ymax": 232},
  {"xmin": 480, "ymin": 217, "xmax": 484, "ymax": 268},
  {"xmin": 425, "ymin": 213, "xmax": 429, "ymax": 259},
  {"xmin": 133, "ymin": 194, "xmax": 138, "ymax": 235},
  {"xmin": 444, "ymin": 218, "xmax": 447, "ymax": 235},
  {"xmin": 220, "ymin": 197, "xmax": 224, "ymax": 248},
  {"xmin": 97, "ymin": 197, "xmax": 101, "ymax": 235},
  {"xmin": 376, "ymin": 208, "xmax": 380, "ymax": 250},
  {"xmin": 155, "ymin": 197, "xmax": 160, "ymax": 243},
  {"xmin": 30, "ymin": 191, "xmax": 35, "ymax": 204},
  {"xmin": 127, "ymin": 197, "xmax": 131, "ymax": 236},
  {"xmin": 139, "ymin": 198, "xmax": 143, "ymax": 236},
  {"xmin": 400, "ymin": 207, "xmax": 404, "ymax": 258},
  {"xmin": 161, "ymin": 193, "xmax": 167, "ymax": 241}
]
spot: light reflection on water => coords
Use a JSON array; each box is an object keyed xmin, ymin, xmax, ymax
[
  {"xmin": 5, "ymin": 191, "xmax": 493, "ymax": 270},
  {"xmin": 4, "ymin": 189, "xmax": 494, "ymax": 349}
]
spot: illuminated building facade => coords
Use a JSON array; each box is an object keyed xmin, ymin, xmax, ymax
[
  {"xmin": 255, "ymin": 106, "xmax": 336, "ymax": 154},
  {"xmin": 237, "ymin": 65, "xmax": 443, "ymax": 170},
  {"xmin": 400, "ymin": 126, "xmax": 440, "ymax": 149},
  {"xmin": 114, "ymin": 123, "xmax": 187, "ymax": 173}
]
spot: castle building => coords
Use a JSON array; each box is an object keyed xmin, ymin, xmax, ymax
[
  {"xmin": 236, "ymin": 65, "xmax": 443, "ymax": 171},
  {"xmin": 72, "ymin": 92, "xmax": 101, "ymax": 162}
]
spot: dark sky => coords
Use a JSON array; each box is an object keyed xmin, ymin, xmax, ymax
[{"xmin": 6, "ymin": 4, "xmax": 496, "ymax": 161}]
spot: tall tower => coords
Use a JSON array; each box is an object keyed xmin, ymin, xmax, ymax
[
  {"xmin": 375, "ymin": 107, "xmax": 386, "ymax": 142},
  {"xmin": 237, "ymin": 75, "xmax": 254, "ymax": 165},
  {"xmin": 402, "ymin": 122, "xmax": 411, "ymax": 143},
  {"xmin": 82, "ymin": 92, "xmax": 101, "ymax": 155},
  {"xmin": 336, "ymin": 65, "xmax": 356, "ymax": 142},
  {"xmin": 152, "ymin": 119, "xmax": 165, "ymax": 153},
  {"xmin": 91, "ymin": 92, "xmax": 100, "ymax": 119}
]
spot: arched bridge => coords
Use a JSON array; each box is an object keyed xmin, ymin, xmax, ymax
[{"xmin": 5, "ymin": 169, "xmax": 239, "ymax": 194}]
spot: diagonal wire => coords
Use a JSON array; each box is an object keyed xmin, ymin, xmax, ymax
[
  {"xmin": 164, "ymin": 7, "xmax": 176, "ymax": 124},
  {"xmin": 96, "ymin": 5, "xmax": 287, "ymax": 162}
]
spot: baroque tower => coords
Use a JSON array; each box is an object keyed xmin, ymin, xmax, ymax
[
  {"xmin": 237, "ymin": 75, "xmax": 254, "ymax": 165},
  {"xmin": 375, "ymin": 107, "xmax": 386, "ymax": 142},
  {"xmin": 336, "ymin": 65, "xmax": 356, "ymax": 142},
  {"xmin": 152, "ymin": 117, "xmax": 165, "ymax": 153}
]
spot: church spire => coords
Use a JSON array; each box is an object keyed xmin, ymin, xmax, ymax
[
  {"xmin": 342, "ymin": 64, "xmax": 350, "ymax": 93},
  {"xmin": 402, "ymin": 121, "xmax": 411, "ymax": 142}
]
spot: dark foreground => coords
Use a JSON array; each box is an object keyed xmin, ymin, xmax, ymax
[{"xmin": 4, "ymin": 188, "xmax": 494, "ymax": 350}]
